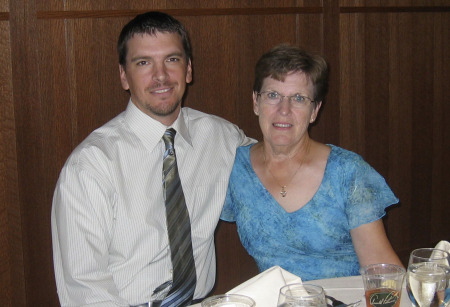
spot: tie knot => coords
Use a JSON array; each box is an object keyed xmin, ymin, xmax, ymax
[
  {"xmin": 162, "ymin": 129, "xmax": 176, "ymax": 156},
  {"xmin": 163, "ymin": 128, "xmax": 176, "ymax": 145}
]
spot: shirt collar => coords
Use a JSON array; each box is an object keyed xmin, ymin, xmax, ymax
[{"xmin": 124, "ymin": 100, "xmax": 192, "ymax": 151}]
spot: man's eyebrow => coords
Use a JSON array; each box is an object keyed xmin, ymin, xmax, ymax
[
  {"xmin": 129, "ymin": 56, "xmax": 152, "ymax": 63},
  {"xmin": 167, "ymin": 52, "xmax": 184, "ymax": 57},
  {"xmin": 129, "ymin": 52, "xmax": 185, "ymax": 63}
]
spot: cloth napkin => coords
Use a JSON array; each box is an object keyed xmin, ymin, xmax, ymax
[
  {"xmin": 433, "ymin": 240, "xmax": 450, "ymax": 265},
  {"xmin": 226, "ymin": 266, "xmax": 303, "ymax": 307},
  {"xmin": 434, "ymin": 241, "xmax": 450, "ymax": 307},
  {"xmin": 435, "ymin": 240, "xmax": 450, "ymax": 253}
]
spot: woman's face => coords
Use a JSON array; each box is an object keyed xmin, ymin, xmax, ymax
[{"xmin": 253, "ymin": 71, "xmax": 321, "ymax": 149}]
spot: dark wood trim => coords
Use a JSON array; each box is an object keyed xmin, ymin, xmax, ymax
[
  {"xmin": 36, "ymin": 7, "xmax": 323, "ymax": 19},
  {"xmin": 0, "ymin": 12, "xmax": 9, "ymax": 20},
  {"xmin": 340, "ymin": 6, "xmax": 450, "ymax": 14}
]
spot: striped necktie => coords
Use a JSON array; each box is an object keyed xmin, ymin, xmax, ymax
[{"xmin": 160, "ymin": 128, "xmax": 196, "ymax": 307}]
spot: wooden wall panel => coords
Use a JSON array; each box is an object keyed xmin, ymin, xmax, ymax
[
  {"xmin": 10, "ymin": 0, "xmax": 55, "ymax": 303},
  {"xmin": 2, "ymin": 0, "xmax": 449, "ymax": 305},
  {"xmin": 2, "ymin": 0, "xmax": 26, "ymax": 305},
  {"xmin": 430, "ymin": 12, "xmax": 449, "ymax": 243},
  {"xmin": 0, "ymin": 0, "xmax": 7, "ymax": 11},
  {"xmin": 339, "ymin": 13, "xmax": 366, "ymax": 153},
  {"xmin": 0, "ymin": 19, "xmax": 11, "ymax": 303},
  {"xmin": 339, "ymin": 0, "xmax": 448, "ymax": 7},
  {"xmin": 386, "ymin": 13, "xmax": 415, "ymax": 258},
  {"xmin": 409, "ymin": 12, "xmax": 437, "ymax": 252},
  {"xmin": 183, "ymin": 13, "xmax": 317, "ymax": 141},
  {"xmin": 68, "ymin": 17, "xmax": 129, "ymax": 143},
  {"xmin": 337, "ymin": 5, "xmax": 450, "ymax": 264},
  {"xmin": 312, "ymin": 1, "xmax": 341, "ymax": 146},
  {"xmin": 1, "ymin": 17, "xmax": 25, "ymax": 306},
  {"xmin": 36, "ymin": 0, "xmax": 318, "ymax": 12},
  {"xmin": 32, "ymin": 19, "xmax": 73, "ymax": 304}
]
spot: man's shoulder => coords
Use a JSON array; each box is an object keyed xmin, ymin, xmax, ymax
[
  {"xmin": 70, "ymin": 112, "xmax": 127, "ymax": 158},
  {"xmin": 181, "ymin": 107, "xmax": 235, "ymax": 126},
  {"xmin": 180, "ymin": 107, "xmax": 249, "ymax": 146},
  {"xmin": 181, "ymin": 107, "xmax": 243, "ymax": 135}
]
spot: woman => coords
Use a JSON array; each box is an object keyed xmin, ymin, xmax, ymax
[{"xmin": 221, "ymin": 44, "xmax": 403, "ymax": 281}]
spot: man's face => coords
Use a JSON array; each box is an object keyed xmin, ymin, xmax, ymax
[{"xmin": 119, "ymin": 32, "xmax": 192, "ymax": 125}]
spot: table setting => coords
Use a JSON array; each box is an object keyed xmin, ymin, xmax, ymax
[{"xmin": 192, "ymin": 240, "xmax": 449, "ymax": 307}]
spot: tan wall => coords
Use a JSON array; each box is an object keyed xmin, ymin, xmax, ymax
[{"xmin": 1, "ymin": 0, "xmax": 449, "ymax": 305}]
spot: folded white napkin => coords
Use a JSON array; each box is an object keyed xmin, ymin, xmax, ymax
[
  {"xmin": 226, "ymin": 266, "xmax": 302, "ymax": 307},
  {"xmin": 435, "ymin": 240, "xmax": 450, "ymax": 253},
  {"xmin": 434, "ymin": 240, "xmax": 450, "ymax": 265}
]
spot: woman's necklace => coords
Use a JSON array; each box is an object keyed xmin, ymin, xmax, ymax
[{"xmin": 263, "ymin": 148, "xmax": 304, "ymax": 197}]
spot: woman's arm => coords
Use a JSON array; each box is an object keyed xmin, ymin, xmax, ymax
[{"xmin": 350, "ymin": 219, "xmax": 404, "ymax": 268}]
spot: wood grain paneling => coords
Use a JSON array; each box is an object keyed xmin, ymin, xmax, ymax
[
  {"xmin": 337, "ymin": 8, "xmax": 450, "ymax": 264},
  {"xmin": 430, "ymin": 12, "xmax": 450, "ymax": 244},
  {"xmin": 386, "ymin": 12, "xmax": 415, "ymax": 257},
  {"xmin": 0, "ymin": 0, "xmax": 8, "ymax": 11},
  {"xmin": 1, "ymin": 0, "xmax": 449, "ymax": 305},
  {"xmin": 9, "ymin": 0, "xmax": 52, "ymax": 302},
  {"xmin": 183, "ymin": 12, "xmax": 321, "ymax": 140},
  {"xmin": 36, "ymin": 0, "xmax": 319, "ymax": 13},
  {"xmin": 0, "ymin": 18, "xmax": 22, "ymax": 305},
  {"xmin": 1, "ymin": 12, "xmax": 25, "ymax": 307}
]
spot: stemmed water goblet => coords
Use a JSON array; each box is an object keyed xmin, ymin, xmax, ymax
[{"xmin": 406, "ymin": 248, "xmax": 450, "ymax": 307}]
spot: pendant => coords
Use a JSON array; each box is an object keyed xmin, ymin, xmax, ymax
[{"xmin": 280, "ymin": 186, "xmax": 287, "ymax": 197}]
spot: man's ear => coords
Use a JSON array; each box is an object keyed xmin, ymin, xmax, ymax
[
  {"xmin": 119, "ymin": 64, "xmax": 130, "ymax": 91},
  {"xmin": 185, "ymin": 60, "xmax": 193, "ymax": 84}
]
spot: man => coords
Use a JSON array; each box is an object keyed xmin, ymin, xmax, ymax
[{"xmin": 51, "ymin": 11, "xmax": 252, "ymax": 306}]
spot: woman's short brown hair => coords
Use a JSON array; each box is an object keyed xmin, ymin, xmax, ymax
[{"xmin": 253, "ymin": 44, "xmax": 329, "ymax": 103}]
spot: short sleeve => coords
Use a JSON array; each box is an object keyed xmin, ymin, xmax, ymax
[
  {"xmin": 344, "ymin": 154, "xmax": 399, "ymax": 229},
  {"xmin": 220, "ymin": 182, "xmax": 236, "ymax": 222}
]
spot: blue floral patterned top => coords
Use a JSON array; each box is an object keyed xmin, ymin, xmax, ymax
[{"xmin": 221, "ymin": 144, "xmax": 399, "ymax": 281}]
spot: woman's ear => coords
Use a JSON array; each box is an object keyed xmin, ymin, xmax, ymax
[
  {"xmin": 310, "ymin": 101, "xmax": 322, "ymax": 123},
  {"xmin": 253, "ymin": 92, "xmax": 259, "ymax": 116}
]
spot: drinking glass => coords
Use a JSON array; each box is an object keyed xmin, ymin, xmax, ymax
[
  {"xmin": 277, "ymin": 284, "xmax": 327, "ymax": 307},
  {"xmin": 360, "ymin": 263, "xmax": 406, "ymax": 307},
  {"xmin": 406, "ymin": 248, "xmax": 450, "ymax": 307},
  {"xmin": 201, "ymin": 294, "xmax": 255, "ymax": 307}
]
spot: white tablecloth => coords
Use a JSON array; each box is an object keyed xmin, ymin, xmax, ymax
[
  {"xmin": 310, "ymin": 275, "xmax": 410, "ymax": 307},
  {"xmin": 193, "ymin": 274, "xmax": 412, "ymax": 306}
]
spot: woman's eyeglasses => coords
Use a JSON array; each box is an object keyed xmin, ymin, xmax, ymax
[{"xmin": 257, "ymin": 91, "xmax": 316, "ymax": 108}]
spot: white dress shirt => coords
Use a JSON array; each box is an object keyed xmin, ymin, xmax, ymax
[{"xmin": 51, "ymin": 101, "xmax": 253, "ymax": 306}]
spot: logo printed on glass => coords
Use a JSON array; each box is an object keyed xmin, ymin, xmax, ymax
[{"xmin": 367, "ymin": 290, "xmax": 400, "ymax": 307}]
